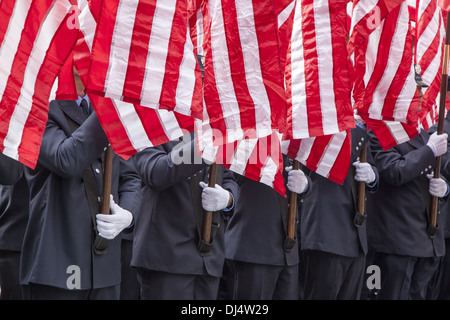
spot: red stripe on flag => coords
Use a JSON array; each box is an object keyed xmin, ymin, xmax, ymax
[
  {"xmin": 0, "ymin": 1, "xmax": 15, "ymax": 46},
  {"xmin": 329, "ymin": 0, "xmax": 354, "ymax": 132},
  {"xmin": 90, "ymin": 95, "xmax": 138, "ymax": 160},
  {"xmin": 252, "ymin": 0, "xmax": 287, "ymax": 130},
  {"xmin": 86, "ymin": 0, "xmax": 121, "ymax": 96},
  {"xmin": 301, "ymin": 0, "xmax": 324, "ymax": 137},
  {"xmin": 122, "ymin": 0, "xmax": 156, "ymax": 103},
  {"xmin": 221, "ymin": 0, "xmax": 257, "ymax": 133},
  {"xmin": 0, "ymin": 0, "xmax": 54, "ymax": 152},
  {"xmin": 159, "ymin": 0, "xmax": 191, "ymax": 110}
]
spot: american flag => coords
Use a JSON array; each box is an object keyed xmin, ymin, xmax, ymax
[
  {"xmin": 0, "ymin": 0, "xmax": 79, "ymax": 168},
  {"xmin": 284, "ymin": 0, "xmax": 355, "ymax": 140},
  {"xmin": 281, "ymin": 130, "xmax": 352, "ymax": 186},
  {"xmin": 415, "ymin": 0, "xmax": 446, "ymax": 118},
  {"xmin": 189, "ymin": 0, "xmax": 288, "ymax": 146},
  {"xmin": 73, "ymin": 0, "xmax": 196, "ymax": 160},
  {"xmin": 198, "ymin": 126, "xmax": 287, "ymax": 196},
  {"xmin": 85, "ymin": 0, "xmax": 203, "ymax": 120},
  {"xmin": 350, "ymin": 1, "xmax": 421, "ymax": 149},
  {"xmin": 50, "ymin": 51, "xmax": 78, "ymax": 101},
  {"xmin": 352, "ymin": 2, "xmax": 418, "ymax": 125}
]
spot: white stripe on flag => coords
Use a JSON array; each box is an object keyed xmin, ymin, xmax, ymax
[
  {"xmin": 315, "ymin": 1, "xmax": 338, "ymax": 135},
  {"xmin": 104, "ymin": 0, "xmax": 139, "ymax": 98},
  {"xmin": 278, "ymin": 0, "xmax": 295, "ymax": 28},
  {"xmin": 141, "ymin": 0, "xmax": 177, "ymax": 104},
  {"xmin": 4, "ymin": 0, "xmax": 72, "ymax": 159},
  {"xmin": 370, "ymin": 4, "xmax": 409, "ymax": 118},
  {"xmin": 112, "ymin": 99, "xmax": 151, "ymax": 152},
  {"xmin": 290, "ymin": 2, "xmax": 308, "ymax": 138},
  {"xmin": 229, "ymin": 138, "xmax": 259, "ymax": 175},
  {"xmin": 315, "ymin": 131, "xmax": 347, "ymax": 178},
  {"xmin": 209, "ymin": 0, "xmax": 241, "ymax": 135},
  {"xmin": 385, "ymin": 121, "xmax": 411, "ymax": 145},
  {"xmin": 174, "ymin": 27, "xmax": 197, "ymax": 116},
  {"xmin": 236, "ymin": 0, "xmax": 272, "ymax": 138},
  {"xmin": 0, "ymin": 0, "xmax": 32, "ymax": 103},
  {"xmin": 78, "ymin": 0, "xmax": 97, "ymax": 50},
  {"xmin": 157, "ymin": 108, "xmax": 186, "ymax": 142},
  {"xmin": 259, "ymin": 156, "xmax": 278, "ymax": 187}
]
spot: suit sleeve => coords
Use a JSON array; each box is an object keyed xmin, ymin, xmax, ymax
[
  {"xmin": 429, "ymin": 122, "xmax": 450, "ymax": 180},
  {"xmin": 369, "ymin": 131, "xmax": 437, "ymax": 187},
  {"xmin": 117, "ymin": 156, "xmax": 142, "ymax": 215},
  {"xmin": 133, "ymin": 139, "xmax": 209, "ymax": 192},
  {"xmin": 220, "ymin": 166, "xmax": 240, "ymax": 214},
  {"xmin": 38, "ymin": 108, "xmax": 109, "ymax": 178},
  {"xmin": 0, "ymin": 153, "xmax": 24, "ymax": 185}
]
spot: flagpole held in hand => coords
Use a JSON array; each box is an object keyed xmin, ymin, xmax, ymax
[
  {"xmin": 429, "ymin": 11, "xmax": 450, "ymax": 238},
  {"xmin": 94, "ymin": 145, "xmax": 113, "ymax": 254},
  {"xmin": 287, "ymin": 160, "xmax": 300, "ymax": 241},
  {"xmin": 202, "ymin": 163, "xmax": 218, "ymax": 244},
  {"xmin": 357, "ymin": 144, "xmax": 368, "ymax": 220}
]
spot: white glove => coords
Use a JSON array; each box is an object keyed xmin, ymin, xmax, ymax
[
  {"xmin": 353, "ymin": 161, "xmax": 376, "ymax": 184},
  {"xmin": 199, "ymin": 181, "xmax": 231, "ymax": 211},
  {"xmin": 285, "ymin": 166, "xmax": 308, "ymax": 194},
  {"xmin": 96, "ymin": 195, "xmax": 133, "ymax": 240},
  {"xmin": 428, "ymin": 174, "xmax": 448, "ymax": 198},
  {"xmin": 427, "ymin": 132, "xmax": 448, "ymax": 157}
]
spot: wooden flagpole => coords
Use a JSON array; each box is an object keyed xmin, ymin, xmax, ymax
[
  {"xmin": 101, "ymin": 145, "xmax": 113, "ymax": 215},
  {"xmin": 202, "ymin": 163, "xmax": 218, "ymax": 244},
  {"xmin": 429, "ymin": 11, "xmax": 450, "ymax": 231},
  {"xmin": 287, "ymin": 160, "xmax": 300, "ymax": 240},
  {"xmin": 357, "ymin": 144, "xmax": 368, "ymax": 218}
]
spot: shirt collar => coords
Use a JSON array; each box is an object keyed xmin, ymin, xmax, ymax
[{"xmin": 76, "ymin": 94, "xmax": 90, "ymax": 107}]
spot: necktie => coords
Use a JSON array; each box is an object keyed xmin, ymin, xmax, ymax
[{"xmin": 80, "ymin": 98, "xmax": 90, "ymax": 118}]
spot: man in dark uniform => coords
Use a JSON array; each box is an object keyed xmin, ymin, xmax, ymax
[
  {"xmin": 0, "ymin": 154, "xmax": 28, "ymax": 299},
  {"xmin": 299, "ymin": 120, "xmax": 379, "ymax": 300},
  {"xmin": 20, "ymin": 71, "xmax": 142, "ymax": 300},
  {"xmin": 131, "ymin": 131, "xmax": 239, "ymax": 300},
  {"xmin": 365, "ymin": 71, "xmax": 448, "ymax": 299},
  {"xmin": 223, "ymin": 156, "xmax": 310, "ymax": 300}
]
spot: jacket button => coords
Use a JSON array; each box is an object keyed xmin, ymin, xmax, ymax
[{"xmin": 95, "ymin": 168, "xmax": 100, "ymax": 174}]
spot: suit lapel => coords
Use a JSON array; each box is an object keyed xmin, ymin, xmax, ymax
[
  {"xmin": 58, "ymin": 100, "xmax": 85, "ymax": 127},
  {"xmin": 407, "ymin": 130, "xmax": 426, "ymax": 150}
]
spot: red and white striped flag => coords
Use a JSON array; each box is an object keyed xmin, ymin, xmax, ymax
[
  {"xmin": 415, "ymin": 0, "xmax": 446, "ymax": 116},
  {"xmin": 0, "ymin": 0, "xmax": 79, "ymax": 168},
  {"xmin": 348, "ymin": 0, "xmax": 405, "ymax": 56},
  {"xmin": 189, "ymin": 0, "xmax": 288, "ymax": 146},
  {"xmin": 85, "ymin": 0, "xmax": 203, "ymax": 120},
  {"xmin": 50, "ymin": 51, "xmax": 78, "ymax": 101},
  {"xmin": 199, "ymin": 127, "xmax": 286, "ymax": 196},
  {"xmin": 361, "ymin": 116, "xmax": 419, "ymax": 150},
  {"xmin": 281, "ymin": 130, "xmax": 352, "ymax": 185},
  {"xmin": 193, "ymin": 0, "xmax": 298, "ymax": 195},
  {"xmin": 69, "ymin": 0, "xmax": 196, "ymax": 160},
  {"xmin": 352, "ymin": 2, "xmax": 419, "ymax": 125},
  {"xmin": 284, "ymin": 0, "xmax": 355, "ymax": 140},
  {"xmin": 92, "ymin": 95, "xmax": 195, "ymax": 160}
]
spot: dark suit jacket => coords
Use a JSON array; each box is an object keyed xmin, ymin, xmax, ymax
[
  {"xmin": 131, "ymin": 136, "xmax": 239, "ymax": 278},
  {"xmin": 300, "ymin": 125, "xmax": 378, "ymax": 257},
  {"xmin": 0, "ymin": 153, "xmax": 24, "ymax": 186},
  {"xmin": 366, "ymin": 129, "xmax": 445, "ymax": 257},
  {"xmin": 225, "ymin": 155, "xmax": 309, "ymax": 266},
  {"xmin": 0, "ymin": 170, "xmax": 28, "ymax": 252},
  {"xmin": 21, "ymin": 99, "xmax": 142, "ymax": 290}
]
